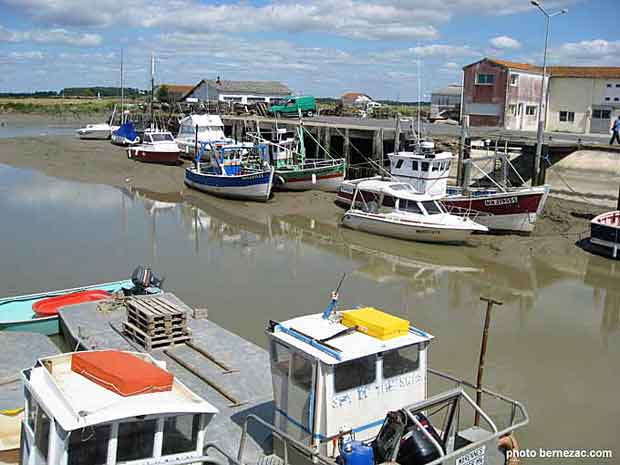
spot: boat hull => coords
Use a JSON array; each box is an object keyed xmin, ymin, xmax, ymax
[
  {"xmin": 342, "ymin": 211, "xmax": 475, "ymax": 244},
  {"xmin": 336, "ymin": 182, "xmax": 550, "ymax": 234},
  {"xmin": 590, "ymin": 211, "xmax": 620, "ymax": 258},
  {"xmin": 185, "ymin": 168, "xmax": 274, "ymax": 202},
  {"xmin": 127, "ymin": 148, "xmax": 180, "ymax": 165},
  {"xmin": 0, "ymin": 280, "xmax": 134, "ymax": 335},
  {"xmin": 77, "ymin": 129, "xmax": 111, "ymax": 140},
  {"xmin": 274, "ymin": 163, "xmax": 346, "ymax": 192}
]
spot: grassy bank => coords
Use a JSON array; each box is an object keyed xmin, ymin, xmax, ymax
[{"xmin": 0, "ymin": 98, "xmax": 119, "ymax": 115}]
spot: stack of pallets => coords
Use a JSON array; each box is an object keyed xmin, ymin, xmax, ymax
[{"xmin": 122, "ymin": 295, "xmax": 192, "ymax": 350}]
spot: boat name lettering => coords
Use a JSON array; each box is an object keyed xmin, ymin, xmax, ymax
[
  {"xmin": 456, "ymin": 445, "xmax": 486, "ymax": 465},
  {"xmin": 331, "ymin": 372, "xmax": 422, "ymax": 409},
  {"xmin": 483, "ymin": 196, "xmax": 517, "ymax": 207}
]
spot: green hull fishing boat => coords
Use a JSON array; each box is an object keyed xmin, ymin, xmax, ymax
[{"xmin": 254, "ymin": 125, "xmax": 346, "ymax": 192}]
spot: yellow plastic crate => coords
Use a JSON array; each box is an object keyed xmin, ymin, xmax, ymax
[{"xmin": 341, "ymin": 307, "xmax": 410, "ymax": 340}]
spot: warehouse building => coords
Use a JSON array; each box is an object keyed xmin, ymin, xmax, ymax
[
  {"xmin": 462, "ymin": 57, "xmax": 620, "ymax": 134},
  {"xmin": 181, "ymin": 78, "xmax": 291, "ymax": 104},
  {"xmin": 430, "ymin": 85, "xmax": 462, "ymax": 120}
]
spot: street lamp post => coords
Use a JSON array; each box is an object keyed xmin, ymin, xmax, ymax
[{"xmin": 531, "ymin": 0, "xmax": 567, "ymax": 185}]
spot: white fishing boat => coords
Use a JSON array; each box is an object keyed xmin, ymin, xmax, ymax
[
  {"xmin": 76, "ymin": 122, "xmax": 119, "ymax": 140},
  {"xmin": 18, "ymin": 350, "xmax": 220, "ymax": 465},
  {"xmin": 127, "ymin": 128, "xmax": 180, "ymax": 165},
  {"xmin": 341, "ymin": 179, "xmax": 487, "ymax": 243},
  {"xmin": 264, "ymin": 293, "xmax": 529, "ymax": 464},
  {"xmin": 175, "ymin": 114, "xmax": 238, "ymax": 158}
]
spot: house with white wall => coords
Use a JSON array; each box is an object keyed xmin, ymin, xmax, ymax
[{"xmin": 181, "ymin": 78, "xmax": 291, "ymax": 104}]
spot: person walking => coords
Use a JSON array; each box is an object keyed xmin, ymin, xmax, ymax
[{"xmin": 611, "ymin": 116, "xmax": 620, "ymax": 145}]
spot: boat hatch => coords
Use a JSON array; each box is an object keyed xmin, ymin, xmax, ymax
[{"xmin": 267, "ymin": 309, "xmax": 433, "ymax": 456}]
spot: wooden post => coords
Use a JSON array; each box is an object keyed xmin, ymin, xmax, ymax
[
  {"xmin": 475, "ymin": 296, "xmax": 503, "ymax": 426},
  {"xmin": 617, "ymin": 185, "xmax": 620, "ymax": 211},
  {"xmin": 457, "ymin": 115, "xmax": 469, "ymax": 187},
  {"xmin": 315, "ymin": 127, "xmax": 321, "ymax": 158},
  {"xmin": 379, "ymin": 128, "xmax": 384, "ymax": 167},
  {"xmin": 393, "ymin": 114, "xmax": 401, "ymax": 154},
  {"xmin": 343, "ymin": 128, "xmax": 351, "ymax": 165},
  {"xmin": 537, "ymin": 144, "xmax": 548, "ymax": 185},
  {"xmin": 194, "ymin": 124, "xmax": 198, "ymax": 164},
  {"xmin": 324, "ymin": 127, "xmax": 331, "ymax": 156}
]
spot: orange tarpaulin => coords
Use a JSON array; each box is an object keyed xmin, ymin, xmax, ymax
[{"xmin": 71, "ymin": 351, "xmax": 173, "ymax": 397}]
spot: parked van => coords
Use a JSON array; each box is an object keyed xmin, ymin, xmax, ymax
[{"xmin": 269, "ymin": 96, "xmax": 316, "ymax": 117}]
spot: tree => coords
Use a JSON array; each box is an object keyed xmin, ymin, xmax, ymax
[{"xmin": 157, "ymin": 85, "xmax": 170, "ymax": 103}]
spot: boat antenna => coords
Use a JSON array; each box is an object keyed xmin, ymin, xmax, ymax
[
  {"xmin": 416, "ymin": 55, "xmax": 422, "ymax": 147},
  {"xmin": 120, "ymin": 48, "xmax": 124, "ymax": 124},
  {"xmin": 322, "ymin": 273, "xmax": 347, "ymax": 320},
  {"xmin": 150, "ymin": 52, "xmax": 155, "ymax": 129}
]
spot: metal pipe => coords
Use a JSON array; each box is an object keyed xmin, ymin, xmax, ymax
[{"xmin": 404, "ymin": 409, "xmax": 445, "ymax": 459}]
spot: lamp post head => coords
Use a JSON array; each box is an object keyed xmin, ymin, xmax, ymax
[{"xmin": 530, "ymin": 0, "xmax": 540, "ymax": 5}]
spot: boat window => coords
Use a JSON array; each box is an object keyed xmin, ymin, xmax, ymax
[
  {"xmin": 162, "ymin": 414, "xmax": 201, "ymax": 456},
  {"xmin": 68, "ymin": 425, "xmax": 110, "ymax": 465},
  {"xmin": 334, "ymin": 356, "xmax": 376, "ymax": 393},
  {"xmin": 25, "ymin": 389, "xmax": 36, "ymax": 431},
  {"xmin": 398, "ymin": 199, "xmax": 423, "ymax": 214},
  {"xmin": 383, "ymin": 345, "xmax": 420, "ymax": 379},
  {"xmin": 117, "ymin": 419, "xmax": 157, "ymax": 462},
  {"xmin": 34, "ymin": 407, "xmax": 51, "ymax": 461},
  {"xmin": 382, "ymin": 195, "xmax": 396, "ymax": 207},
  {"xmin": 291, "ymin": 353, "xmax": 314, "ymax": 390},
  {"xmin": 422, "ymin": 162, "xmax": 429, "ymax": 172},
  {"xmin": 394, "ymin": 159, "xmax": 404, "ymax": 169},
  {"xmin": 432, "ymin": 163, "xmax": 439, "ymax": 172},
  {"xmin": 271, "ymin": 341, "xmax": 291, "ymax": 376},
  {"xmin": 144, "ymin": 135, "xmax": 153, "ymax": 143},
  {"xmin": 446, "ymin": 161, "xmax": 451, "ymax": 170},
  {"xmin": 411, "ymin": 160, "xmax": 418, "ymax": 171},
  {"xmin": 390, "ymin": 184, "xmax": 412, "ymax": 191},
  {"xmin": 151, "ymin": 133, "xmax": 174, "ymax": 142},
  {"xmin": 422, "ymin": 201, "xmax": 442, "ymax": 215}
]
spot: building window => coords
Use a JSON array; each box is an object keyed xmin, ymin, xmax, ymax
[
  {"xmin": 508, "ymin": 104, "xmax": 517, "ymax": 116},
  {"xmin": 334, "ymin": 356, "xmax": 376, "ymax": 393},
  {"xmin": 605, "ymin": 97, "xmax": 611, "ymax": 101},
  {"xmin": 593, "ymin": 110, "xmax": 611, "ymax": 119},
  {"xmin": 559, "ymin": 111, "xmax": 575, "ymax": 123},
  {"xmin": 616, "ymin": 84, "xmax": 620, "ymax": 88},
  {"xmin": 615, "ymin": 97, "xmax": 620, "ymax": 102},
  {"xmin": 475, "ymin": 73, "xmax": 495, "ymax": 85},
  {"xmin": 526, "ymin": 106, "xmax": 537, "ymax": 116},
  {"xmin": 510, "ymin": 74, "xmax": 519, "ymax": 86},
  {"xmin": 607, "ymin": 83, "xmax": 612, "ymax": 88}
]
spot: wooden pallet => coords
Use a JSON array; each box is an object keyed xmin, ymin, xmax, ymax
[
  {"xmin": 122, "ymin": 295, "xmax": 192, "ymax": 350},
  {"xmin": 122, "ymin": 321, "xmax": 192, "ymax": 351}
]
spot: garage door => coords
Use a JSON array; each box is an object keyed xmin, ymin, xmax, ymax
[{"xmin": 591, "ymin": 106, "xmax": 612, "ymax": 134}]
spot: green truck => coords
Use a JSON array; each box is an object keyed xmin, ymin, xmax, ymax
[{"xmin": 269, "ymin": 96, "xmax": 316, "ymax": 117}]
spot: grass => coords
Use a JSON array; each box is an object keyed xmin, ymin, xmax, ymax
[{"xmin": 0, "ymin": 97, "xmax": 123, "ymax": 115}]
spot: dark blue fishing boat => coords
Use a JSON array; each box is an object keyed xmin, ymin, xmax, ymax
[{"xmin": 590, "ymin": 211, "xmax": 620, "ymax": 258}]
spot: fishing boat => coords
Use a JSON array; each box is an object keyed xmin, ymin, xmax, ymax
[
  {"xmin": 185, "ymin": 143, "xmax": 274, "ymax": 202},
  {"xmin": 0, "ymin": 267, "xmax": 161, "ymax": 335},
  {"xmin": 251, "ymin": 126, "xmax": 346, "ymax": 192},
  {"xmin": 341, "ymin": 179, "xmax": 487, "ymax": 243},
  {"xmin": 17, "ymin": 350, "xmax": 220, "ymax": 465},
  {"xmin": 264, "ymin": 291, "xmax": 529, "ymax": 464},
  {"xmin": 76, "ymin": 122, "xmax": 119, "ymax": 140},
  {"xmin": 590, "ymin": 211, "xmax": 620, "ymax": 258},
  {"xmin": 111, "ymin": 120, "xmax": 140, "ymax": 146},
  {"xmin": 127, "ymin": 128, "xmax": 180, "ymax": 164},
  {"xmin": 336, "ymin": 140, "xmax": 550, "ymax": 234},
  {"xmin": 175, "ymin": 114, "xmax": 237, "ymax": 158}
]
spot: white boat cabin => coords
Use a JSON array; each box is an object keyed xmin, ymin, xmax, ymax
[
  {"xmin": 266, "ymin": 307, "xmax": 433, "ymax": 456},
  {"xmin": 177, "ymin": 115, "xmax": 229, "ymax": 144},
  {"xmin": 351, "ymin": 180, "xmax": 447, "ymax": 217},
  {"xmin": 142, "ymin": 130, "xmax": 176, "ymax": 145},
  {"xmin": 388, "ymin": 142, "xmax": 453, "ymax": 198},
  {"xmin": 20, "ymin": 351, "xmax": 217, "ymax": 465}
]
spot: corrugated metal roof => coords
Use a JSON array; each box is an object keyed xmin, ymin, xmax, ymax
[
  {"xmin": 205, "ymin": 79, "xmax": 291, "ymax": 94},
  {"xmin": 465, "ymin": 58, "xmax": 620, "ymax": 79}
]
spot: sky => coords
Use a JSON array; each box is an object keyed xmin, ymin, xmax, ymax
[{"xmin": 0, "ymin": 0, "xmax": 618, "ymax": 100}]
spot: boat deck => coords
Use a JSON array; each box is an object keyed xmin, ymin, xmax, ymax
[{"xmin": 59, "ymin": 293, "xmax": 274, "ymax": 464}]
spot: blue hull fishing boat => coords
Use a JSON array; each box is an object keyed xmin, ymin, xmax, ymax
[
  {"xmin": 185, "ymin": 143, "xmax": 274, "ymax": 202},
  {"xmin": 591, "ymin": 211, "xmax": 620, "ymax": 258},
  {"xmin": 0, "ymin": 267, "xmax": 162, "ymax": 335}
]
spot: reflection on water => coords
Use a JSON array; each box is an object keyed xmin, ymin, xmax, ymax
[{"xmin": 0, "ymin": 164, "xmax": 618, "ymax": 462}]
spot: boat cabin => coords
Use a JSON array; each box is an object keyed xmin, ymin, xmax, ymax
[
  {"xmin": 388, "ymin": 142, "xmax": 453, "ymax": 197},
  {"xmin": 20, "ymin": 351, "xmax": 217, "ymax": 465},
  {"xmin": 142, "ymin": 131, "xmax": 176, "ymax": 145},
  {"xmin": 352, "ymin": 180, "xmax": 446, "ymax": 217},
  {"xmin": 177, "ymin": 115, "xmax": 228, "ymax": 143},
  {"xmin": 266, "ymin": 307, "xmax": 433, "ymax": 456}
]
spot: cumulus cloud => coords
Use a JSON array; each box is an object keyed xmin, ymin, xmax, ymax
[
  {"xmin": 0, "ymin": 24, "xmax": 102, "ymax": 46},
  {"xmin": 8, "ymin": 51, "xmax": 45, "ymax": 60},
  {"xmin": 552, "ymin": 39, "xmax": 620, "ymax": 65},
  {"xmin": 490, "ymin": 35, "xmax": 521, "ymax": 49}
]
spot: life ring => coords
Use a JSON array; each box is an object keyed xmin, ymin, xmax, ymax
[{"xmin": 498, "ymin": 433, "xmax": 520, "ymax": 465}]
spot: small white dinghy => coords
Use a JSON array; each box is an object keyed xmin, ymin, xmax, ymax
[{"xmin": 341, "ymin": 179, "xmax": 487, "ymax": 244}]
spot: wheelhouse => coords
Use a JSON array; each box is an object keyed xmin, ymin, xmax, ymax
[
  {"xmin": 266, "ymin": 308, "xmax": 433, "ymax": 456},
  {"xmin": 143, "ymin": 132, "xmax": 175, "ymax": 144},
  {"xmin": 20, "ymin": 351, "xmax": 217, "ymax": 465},
  {"xmin": 351, "ymin": 181, "xmax": 446, "ymax": 216}
]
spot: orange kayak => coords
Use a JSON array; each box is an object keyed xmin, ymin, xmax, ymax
[{"xmin": 33, "ymin": 290, "xmax": 111, "ymax": 317}]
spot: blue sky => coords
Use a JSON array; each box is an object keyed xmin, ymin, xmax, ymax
[{"xmin": 0, "ymin": 0, "xmax": 618, "ymax": 99}]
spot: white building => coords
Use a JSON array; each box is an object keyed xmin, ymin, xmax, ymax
[
  {"xmin": 546, "ymin": 67, "xmax": 620, "ymax": 134},
  {"xmin": 181, "ymin": 78, "xmax": 291, "ymax": 104}
]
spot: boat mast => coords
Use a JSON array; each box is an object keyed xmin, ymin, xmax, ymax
[
  {"xmin": 416, "ymin": 57, "xmax": 421, "ymax": 148},
  {"xmin": 120, "ymin": 48, "xmax": 124, "ymax": 124},
  {"xmin": 150, "ymin": 52, "xmax": 155, "ymax": 129}
]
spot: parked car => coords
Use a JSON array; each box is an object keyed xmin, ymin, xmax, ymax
[{"xmin": 269, "ymin": 96, "xmax": 316, "ymax": 117}]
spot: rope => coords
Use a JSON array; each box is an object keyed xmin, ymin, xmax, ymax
[{"xmin": 542, "ymin": 155, "xmax": 605, "ymax": 209}]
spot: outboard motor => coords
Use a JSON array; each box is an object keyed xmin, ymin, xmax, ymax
[{"xmin": 129, "ymin": 266, "xmax": 163, "ymax": 295}]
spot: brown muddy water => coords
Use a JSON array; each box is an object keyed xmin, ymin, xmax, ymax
[{"xmin": 0, "ymin": 163, "xmax": 618, "ymax": 463}]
